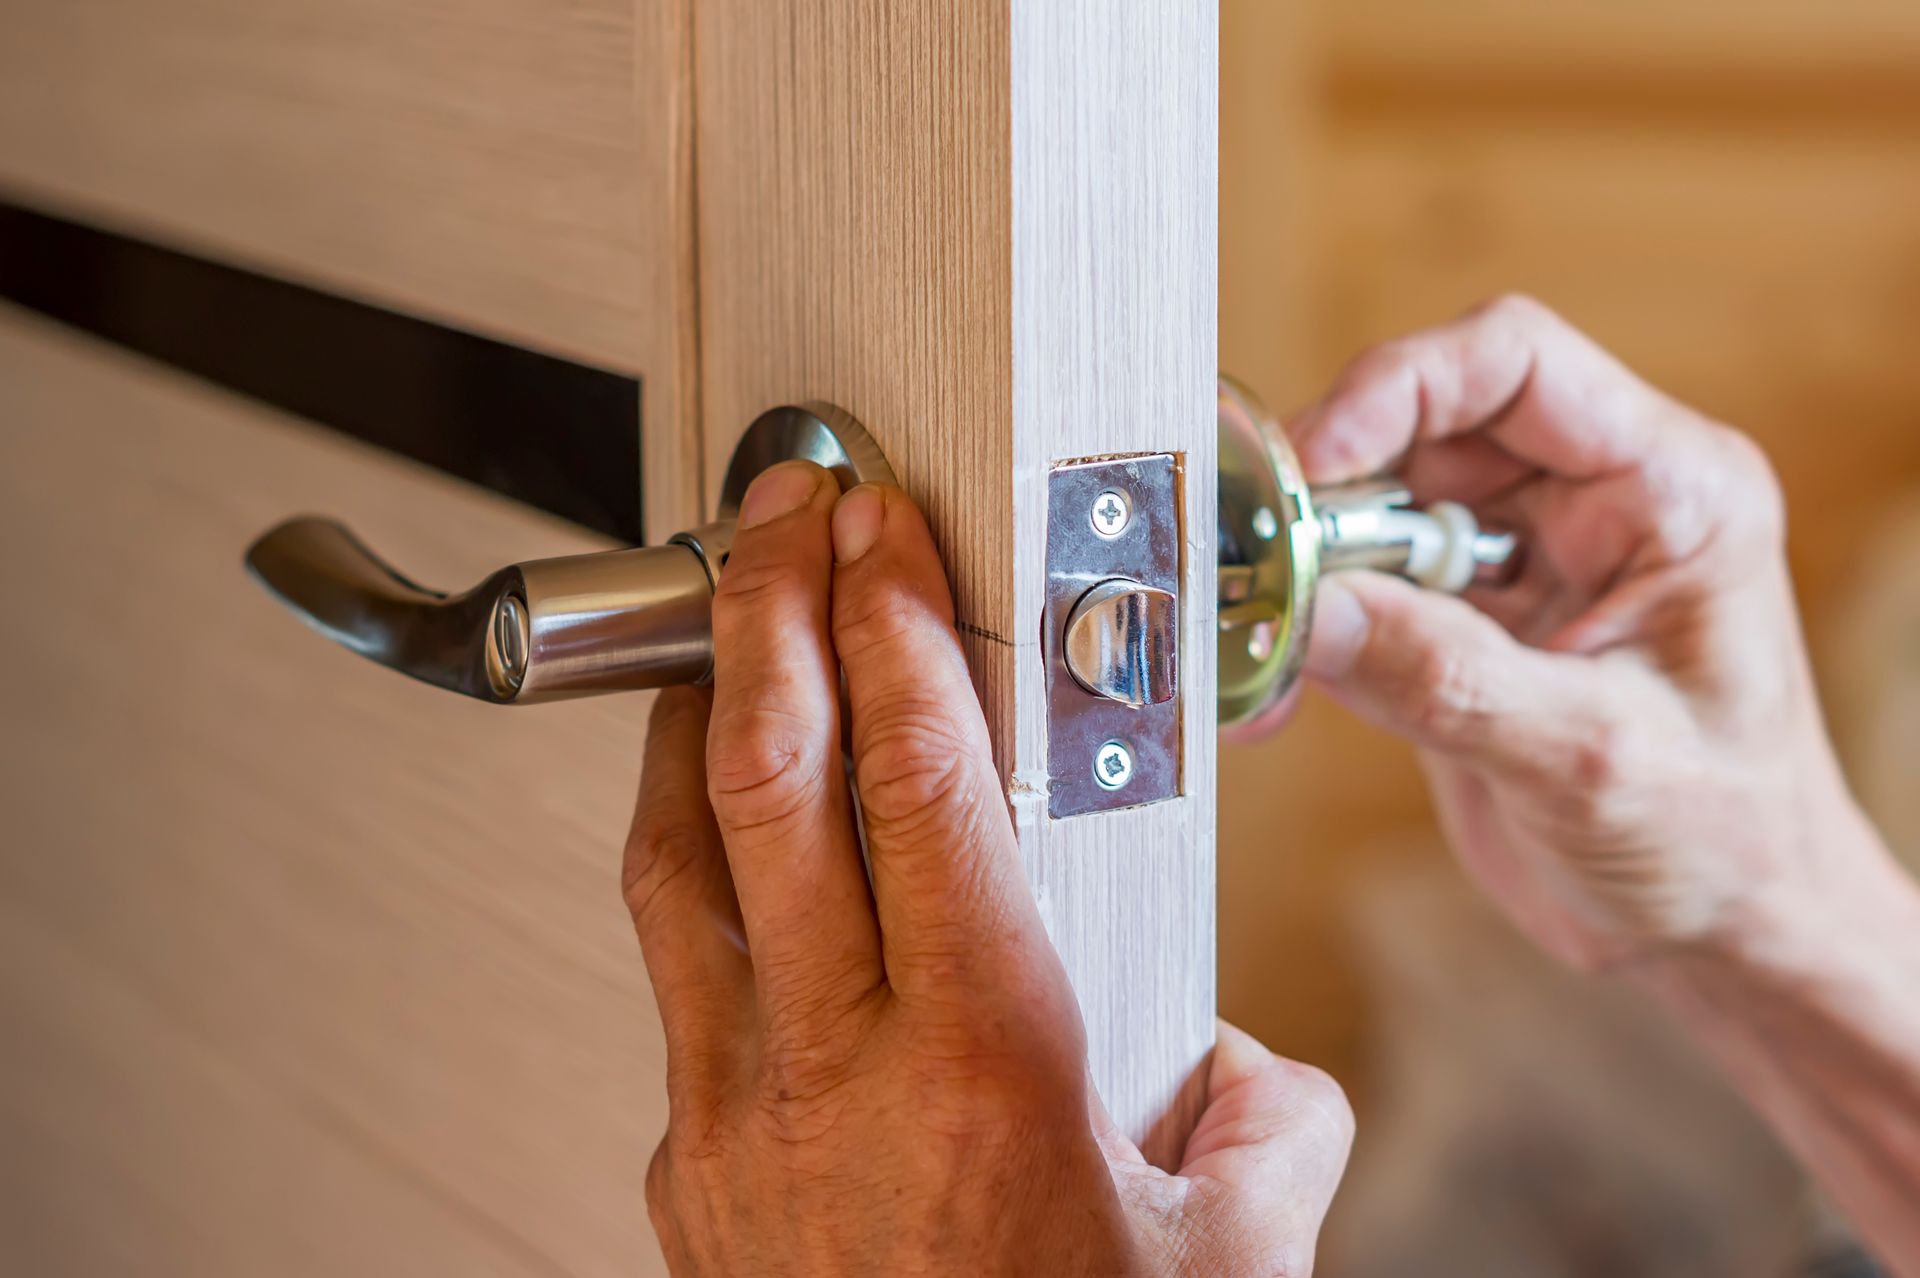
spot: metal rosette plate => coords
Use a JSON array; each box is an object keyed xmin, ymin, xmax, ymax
[{"xmin": 1217, "ymin": 377, "xmax": 1321, "ymax": 729}]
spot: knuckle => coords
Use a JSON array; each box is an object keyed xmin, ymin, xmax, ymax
[
  {"xmin": 1402, "ymin": 647, "xmax": 1491, "ymax": 744},
  {"xmin": 643, "ymin": 1138, "xmax": 675, "ymax": 1217},
  {"xmin": 705, "ymin": 709, "xmax": 834, "ymax": 835},
  {"xmin": 1475, "ymin": 290, "xmax": 1558, "ymax": 333},
  {"xmin": 855, "ymin": 705, "xmax": 982, "ymax": 834},
  {"xmin": 621, "ymin": 817, "xmax": 708, "ymax": 926},
  {"xmin": 667, "ymin": 1092, "xmax": 735, "ymax": 1165},
  {"xmin": 1340, "ymin": 332, "xmax": 1417, "ymax": 389},
  {"xmin": 1715, "ymin": 425, "xmax": 1787, "ymax": 543},
  {"xmin": 1543, "ymin": 720, "xmax": 1649, "ymax": 832}
]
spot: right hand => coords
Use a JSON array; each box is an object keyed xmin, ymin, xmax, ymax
[
  {"xmin": 1260, "ymin": 294, "xmax": 1867, "ymax": 970},
  {"xmin": 626, "ymin": 465, "xmax": 1353, "ymax": 1276}
]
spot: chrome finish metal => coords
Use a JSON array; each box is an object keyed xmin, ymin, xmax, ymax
[
  {"xmin": 1093, "ymin": 740, "xmax": 1135, "ymax": 791},
  {"xmin": 1044, "ymin": 454, "xmax": 1181, "ymax": 819},
  {"xmin": 491, "ymin": 594, "xmax": 529, "ymax": 690},
  {"xmin": 1063, "ymin": 578, "xmax": 1177, "ymax": 708},
  {"xmin": 1315, "ymin": 482, "xmax": 1517, "ymax": 591},
  {"xmin": 1089, "ymin": 488, "xmax": 1133, "ymax": 539},
  {"xmin": 717, "ymin": 402, "xmax": 896, "ymax": 518},
  {"xmin": 1215, "ymin": 376, "xmax": 1524, "ymax": 728},
  {"xmin": 1468, "ymin": 528, "xmax": 1523, "ymax": 587},
  {"xmin": 246, "ymin": 519, "xmax": 714, "ymax": 703},
  {"xmin": 1218, "ymin": 377, "xmax": 1319, "ymax": 729},
  {"xmin": 245, "ymin": 403, "xmax": 896, "ymax": 704}
]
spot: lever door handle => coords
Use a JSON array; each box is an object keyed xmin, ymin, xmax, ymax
[
  {"xmin": 246, "ymin": 518, "xmax": 717, "ymax": 703},
  {"xmin": 244, "ymin": 403, "xmax": 895, "ymax": 704}
]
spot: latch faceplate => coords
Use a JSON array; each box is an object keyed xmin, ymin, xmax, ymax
[{"xmin": 1043, "ymin": 454, "xmax": 1183, "ymax": 818}]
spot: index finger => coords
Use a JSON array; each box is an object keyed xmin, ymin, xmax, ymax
[
  {"xmin": 704, "ymin": 462, "xmax": 884, "ymax": 1015},
  {"xmin": 1289, "ymin": 294, "xmax": 1670, "ymax": 485},
  {"xmin": 826, "ymin": 484, "xmax": 1050, "ymax": 998}
]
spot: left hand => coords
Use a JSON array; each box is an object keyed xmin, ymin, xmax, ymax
[{"xmin": 623, "ymin": 461, "xmax": 1353, "ymax": 1275}]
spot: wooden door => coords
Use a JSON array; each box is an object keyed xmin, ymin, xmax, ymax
[{"xmin": 0, "ymin": 0, "xmax": 1217, "ymax": 1270}]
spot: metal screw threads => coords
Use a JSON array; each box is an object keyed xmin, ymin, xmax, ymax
[
  {"xmin": 1090, "ymin": 488, "xmax": 1132, "ymax": 539},
  {"xmin": 1092, "ymin": 739, "xmax": 1135, "ymax": 790},
  {"xmin": 490, "ymin": 594, "xmax": 530, "ymax": 691}
]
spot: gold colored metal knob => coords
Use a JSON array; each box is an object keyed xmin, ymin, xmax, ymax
[
  {"xmin": 1218, "ymin": 377, "xmax": 1321, "ymax": 729},
  {"xmin": 1216, "ymin": 377, "xmax": 1520, "ymax": 729}
]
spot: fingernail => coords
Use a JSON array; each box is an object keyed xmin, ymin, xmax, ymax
[
  {"xmin": 1304, "ymin": 575, "xmax": 1369, "ymax": 680},
  {"xmin": 738, "ymin": 462, "xmax": 823, "ymax": 529},
  {"xmin": 831, "ymin": 485, "xmax": 887, "ymax": 563}
]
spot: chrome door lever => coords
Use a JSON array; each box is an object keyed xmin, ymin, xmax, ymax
[
  {"xmin": 246, "ymin": 519, "xmax": 717, "ymax": 702},
  {"xmin": 245, "ymin": 403, "xmax": 895, "ymax": 704}
]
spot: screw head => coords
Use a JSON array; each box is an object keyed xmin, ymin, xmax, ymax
[
  {"xmin": 1090, "ymin": 488, "xmax": 1132, "ymax": 539},
  {"xmin": 1092, "ymin": 739, "xmax": 1135, "ymax": 790},
  {"xmin": 1251, "ymin": 505, "xmax": 1279, "ymax": 541}
]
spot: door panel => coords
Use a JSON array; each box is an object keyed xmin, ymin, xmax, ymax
[
  {"xmin": 1, "ymin": 0, "xmax": 1220, "ymax": 1262},
  {"xmin": 0, "ymin": 0, "xmax": 682, "ymax": 379},
  {"xmin": 0, "ymin": 307, "xmax": 669, "ymax": 1277},
  {"xmin": 697, "ymin": 0, "xmax": 1218, "ymax": 1163}
]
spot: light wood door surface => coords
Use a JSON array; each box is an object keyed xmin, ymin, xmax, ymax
[
  {"xmin": 0, "ymin": 0, "xmax": 1222, "ymax": 1268},
  {"xmin": 696, "ymin": 0, "xmax": 1219, "ymax": 1160},
  {"xmin": 0, "ymin": 306, "xmax": 669, "ymax": 1276}
]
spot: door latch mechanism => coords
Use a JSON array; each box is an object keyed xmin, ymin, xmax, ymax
[
  {"xmin": 1042, "ymin": 455, "xmax": 1184, "ymax": 818},
  {"xmin": 1041, "ymin": 379, "xmax": 1521, "ymax": 818},
  {"xmin": 245, "ymin": 404, "xmax": 895, "ymax": 703},
  {"xmin": 249, "ymin": 382, "xmax": 1518, "ymax": 796},
  {"xmin": 1216, "ymin": 376, "xmax": 1519, "ymax": 728}
]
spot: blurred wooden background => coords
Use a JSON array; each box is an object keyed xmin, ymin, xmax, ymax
[{"xmin": 1217, "ymin": 0, "xmax": 1920, "ymax": 1181}]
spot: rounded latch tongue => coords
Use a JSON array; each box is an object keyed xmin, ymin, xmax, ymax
[{"xmin": 1062, "ymin": 578, "xmax": 1178, "ymax": 708}]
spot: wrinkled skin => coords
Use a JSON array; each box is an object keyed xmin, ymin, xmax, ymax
[
  {"xmin": 623, "ymin": 465, "xmax": 1352, "ymax": 1276},
  {"xmin": 1235, "ymin": 296, "xmax": 1920, "ymax": 1273},
  {"xmin": 1239, "ymin": 293, "xmax": 1846, "ymax": 970}
]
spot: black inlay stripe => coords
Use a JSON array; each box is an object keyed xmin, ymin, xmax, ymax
[{"xmin": 0, "ymin": 199, "xmax": 643, "ymax": 543}]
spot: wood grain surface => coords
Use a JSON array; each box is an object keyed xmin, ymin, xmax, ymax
[
  {"xmin": 695, "ymin": 0, "xmax": 1218, "ymax": 1164},
  {"xmin": 1006, "ymin": 0, "xmax": 1219, "ymax": 1167},
  {"xmin": 0, "ymin": 0, "xmax": 679, "ymax": 386},
  {"xmin": 0, "ymin": 307, "xmax": 669, "ymax": 1277}
]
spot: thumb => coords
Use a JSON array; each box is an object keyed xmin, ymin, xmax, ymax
[
  {"xmin": 1172, "ymin": 1022, "xmax": 1353, "ymax": 1274},
  {"xmin": 1306, "ymin": 570, "xmax": 1603, "ymax": 778}
]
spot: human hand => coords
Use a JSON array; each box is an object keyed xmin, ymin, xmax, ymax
[
  {"xmin": 1252, "ymin": 295, "xmax": 1866, "ymax": 971},
  {"xmin": 623, "ymin": 462, "xmax": 1353, "ymax": 1275}
]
